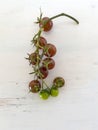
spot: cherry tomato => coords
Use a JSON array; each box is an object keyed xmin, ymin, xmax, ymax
[
  {"xmin": 50, "ymin": 87, "xmax": 59, "ymax": 97},
  {"xmin": 53, "ymin": 77, "xmax": 65, "ymax": 88},
  {"xmin": 42, "ymin": 58, "xmax": 55, "ymax": 70},
  {"xmin": 34, "ymin": 37, "xmax": 47, "ymax": 49},
  {"xmin": 39, "ymin": 17, "xmax": 53, "ymax": 32},
  {"xmin": 29, "ymin": 53, "xmax": 40, "ymax": 65},
  {"xmin": 39, "ymin": 66, "xmax": 48, "ymax": 79},
  {"xmin": 44, "ymin": 43, "xmax": 57, "ymax": 57},
  {"xmin": 29, "ymin": 80, "xmax": 41, "ymax": 93},
  {"xmin": 39, "ymin": 89, "xmax": 50, "ymax": 100}
]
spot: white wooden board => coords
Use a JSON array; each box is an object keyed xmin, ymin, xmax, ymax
[{"xmin": 0, "ymin": 0, "xmax": 98, "ymax": 130}]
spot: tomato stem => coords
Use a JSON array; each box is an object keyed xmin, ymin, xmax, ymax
[
  {"xmin": 43, "ymin": 80, "xmax": 50, "ymax": 89},
  {"xmin": 27, "ymin": 11, "xmax": 78, "ymax": 94},
  {"xmin": 50, "ymin": 13, "xmax": 79, "ymax": 24}
]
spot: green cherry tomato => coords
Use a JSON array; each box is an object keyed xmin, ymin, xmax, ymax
[
  {"xmin": 53, "ymin": 77, "xmax": 65, "ymax": 88},
  {"xmin": 39, "ymin": 89, "xmax": 50, "ymax": 100},
  {"xmin": 50, "ymin": 87, "xmax": 59, "ymax": 97}
]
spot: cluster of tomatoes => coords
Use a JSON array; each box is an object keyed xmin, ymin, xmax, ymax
[{"xmin": 26, "ymin": 12, "xmax": 79, "ymax": 100}]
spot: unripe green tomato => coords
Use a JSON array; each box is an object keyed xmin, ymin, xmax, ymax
[
  {"xmin": 50, "ymin": 87, "xmax": 59, "ymax": 97},
  {"xmin": 39, "ymin": 89, "xmax": 50, "ymax": 100}
]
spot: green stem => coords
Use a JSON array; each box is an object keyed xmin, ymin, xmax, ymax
[
  {"xmin": 29, "ymin": 72, "xmax": 36, "ymax": 74},
  {"xmin": 43, "ymin": 80, "xmax": 50, "ymax": 89},
  {"xmin": 50, "ymin": 13, "xmax": 79, "ymax": 24},
  {"xmin": 33, "ymin": 27, "xmax": 47, "ymax": 87}
]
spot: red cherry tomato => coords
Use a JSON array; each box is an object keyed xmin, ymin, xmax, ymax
[
  {"xmin": 34, "ymin": 37, "xmax": 47, "ymax": 49},
  {"xmin": 39, "ymin": 66, "xmax": 48, "ymax": 79},
  {"xmin": 44, "ymin": 43, "xmax": 57, "ymax": 57},
  {"xmin": 29, "ymin": 80, "xmax": 41, "ymax": 93},
  {"xmin": 29, "ymin": 53, "xmax": 40, "ymax": 65},
  {"xmin": 42, "ymin": 58, "xmax": 55, "ymax": 70},
  {"xmin": 39, "ymin": 17, "xmax": 53, "ymax": 32}
]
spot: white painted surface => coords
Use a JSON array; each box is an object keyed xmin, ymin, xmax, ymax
[{"xmin": 0, "ymin": 0, "xmax": 98, "ymax": 130}]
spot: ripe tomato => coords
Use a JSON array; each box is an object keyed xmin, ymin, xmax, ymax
[
  {"xmin": 42, "ymin": 58, "xmax": 55, "ymax": 70},
  {"xmin": 34, "ymin": 37, "xmax": 47, "ymax": 49},
  {"xmin": 39, "ymin": 66, "xmax": 48, "ymax": 79},
  {"xmin": 39, "ymin": 17, "xmax": 53, "ymax": 32},
  {"xmin": 44, "ymin": 43, "xmax": 57, "ymax": 57},
  {"xmin": 29, "ymin": 53, "xmax": 40, "ymax": 65},
  {"xmin": 29, "ymin": 80, "xmax": 41, "ymax": 93}
]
